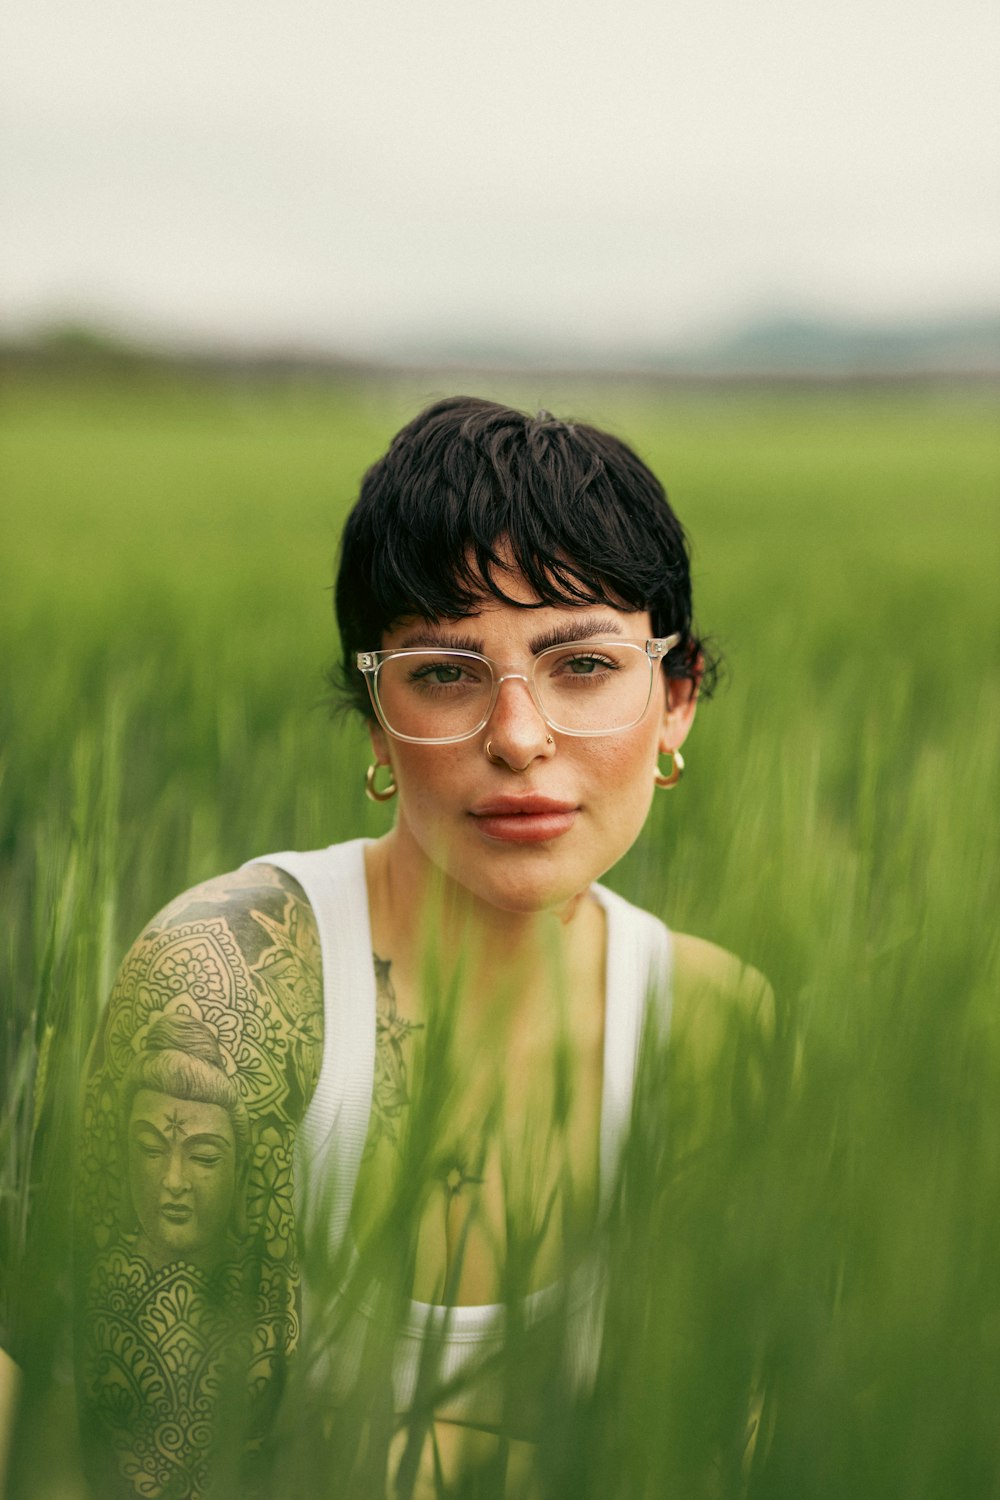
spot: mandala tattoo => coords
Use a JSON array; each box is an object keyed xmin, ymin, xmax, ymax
[
  {"xmin": 364, "ymin": 953, "xmax": 423, "ymax": 1159},
  {"xmin": 75, "ymin": 867, "xmax": 324, "ymax": 1498}
]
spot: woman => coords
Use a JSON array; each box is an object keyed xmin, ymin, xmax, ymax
[{"xmin": 76, "ymin": 396, "xmax": 754, "ymax": 1498}]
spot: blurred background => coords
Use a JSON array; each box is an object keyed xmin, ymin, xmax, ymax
[
  {"xmin": 3, "ymin": 0, "xmax": 999, "ymax": 374},
  {"xmin": 2, "ymin": 3, "xmax": 999, "ymax": 1497}
]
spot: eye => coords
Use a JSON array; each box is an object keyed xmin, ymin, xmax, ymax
[
  {"xmin": 409, "ymin": 662, "xmax": 467, "ymax": 686},
  {"xmin": 190, "ymin": 1153, "xmax": 223, "ymax": 1169},
  {"xmin": 405, "ymin": 656, "xmax": 487, "ymax": 691},
  {"xmin": 553, "ymin": 651, "xmax": 619, "ymax": 678}
]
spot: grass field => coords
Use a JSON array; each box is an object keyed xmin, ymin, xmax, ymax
[{"xmin": 2, "ymin": 371, "xmax": 998, "ymax": 1497}]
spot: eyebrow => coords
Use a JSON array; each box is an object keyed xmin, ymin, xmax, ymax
[
  {"xmin": 395, "ymin": 628, "xmax": 485, "ymax": 652},
  {"xmin": 131, "ymin": 1121, "xmax": 232, "ymax": 1150},
  {"xmin": 183, "ymin": 1134, "xmax": 232, "ymax": 1151},
  {"xmin": 528, "ymin": 617, "xmax": 624, "ymax": 653},
  {"xmin": 394, "ymin": 616, "xmax": 624, "ymax": 656}
]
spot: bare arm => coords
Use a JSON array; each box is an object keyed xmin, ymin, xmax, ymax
[
  {"xmin": 75, "ymin": 864, "xmax": 323, "ymax": 1499},
  {"xmin": 0, "ymin": 1350, "xmax": 20, "ymax": 1500},
  {"xmin": 671, "ymin": 933, "xmax": 774, "ymax": 1068},
  {"xmin": 667, "ymin": 932, "xmax": 779, "ymax": 1151}
]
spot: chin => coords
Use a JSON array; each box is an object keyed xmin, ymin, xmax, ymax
[
  {"xmin": 454, "ymin": 853, "xmax": 589, "ymax": 916},
  {"xmin": 402, "ymin": 815, "xmax": 608, "ymax": 916}
]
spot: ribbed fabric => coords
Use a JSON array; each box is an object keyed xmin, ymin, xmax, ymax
[{"xmin": 248, "ymin": 838, "xmax": 672, "ymax": 1420}]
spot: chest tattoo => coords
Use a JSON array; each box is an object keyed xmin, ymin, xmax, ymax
[{"xmin": 366, "ymin": 953, "xmax": 424, "ymax": 1158}]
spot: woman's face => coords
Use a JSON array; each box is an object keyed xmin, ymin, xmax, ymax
[
  {"xmin": 127, "ymin": 1087, "xmax": 238, "ymax": 1269},
  {"xmin": 368, "ymin": 577, "xmax": 697, "ymax": 916}
]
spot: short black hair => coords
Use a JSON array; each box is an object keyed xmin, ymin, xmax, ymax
[{"xmin": 334, "ymin": 396, "xmax": 718, "ymax": 720}]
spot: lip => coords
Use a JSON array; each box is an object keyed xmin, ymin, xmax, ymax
[
  {"xmin": 470, "ymin": 794, "xmax": 578, "ymax": 844},
  {"xmin": 471, "ymin": 795, "xmax": 577, "ymax": 816},
  {"xmin": 160, "ymin": 1204, "xmax": 194, "ymax": 1223}
]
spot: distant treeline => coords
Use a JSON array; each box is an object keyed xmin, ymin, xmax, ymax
[{"xmin": 2, "ymin": 313, "xmax": 999, "ymax": 382}]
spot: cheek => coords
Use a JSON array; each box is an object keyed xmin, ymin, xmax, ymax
[
  {"xmin": 130, "ymin": 1151, "xmax": 159, "ymax": 1192},
  {"xmin": 129, "ymin": 1156, "xmax": 162, "ymax": 1221},
  {"xmin": 392, "ymin": 746, "xmax": 465, "ymax": 819},
  {"xmin": 609, "ymin": 748, "xmax": 656, "ymax": 819},
  {"xmin": 192, "ymin": 1167, "xmax": 236, "ymax": 1232},
  {"xmin": 596, "ymin": 719, "xmax": 660, "ymax": 785},
  {"xmin": 588, "ymin": 727, "xmax": 660, "ymax": 834}
]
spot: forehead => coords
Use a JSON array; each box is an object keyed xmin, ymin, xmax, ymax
[{"xmin": 129, "ymin": 1088, "xmax": 234, "ymax": 1141}]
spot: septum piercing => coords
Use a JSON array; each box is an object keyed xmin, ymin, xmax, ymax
[{"xmin": 485, "ymin": 735, "xmax": 554, "ymax": 772}]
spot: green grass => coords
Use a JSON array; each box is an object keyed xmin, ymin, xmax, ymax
[{"xmin": 1, "ymin": 371, "xmax": 998, "ymax": 1497}]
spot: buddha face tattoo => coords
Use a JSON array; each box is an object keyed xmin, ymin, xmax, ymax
[{"xmin": 127, "ymin": 1088, "xmax": 240, "ymax": 1271}]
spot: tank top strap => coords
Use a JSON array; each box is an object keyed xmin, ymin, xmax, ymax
[{"xmin": 590, "ymin": 882, "xmax": 673, "ymax": 1205}]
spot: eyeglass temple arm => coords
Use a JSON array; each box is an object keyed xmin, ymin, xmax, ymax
[{"xmin": 647, "ymin": 633, "xmax": 681, "ymax": 659}]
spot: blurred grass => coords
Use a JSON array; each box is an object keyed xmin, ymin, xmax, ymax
[{"xmin": 1, "ymin": 371, "xmax": 998, "ymax": 1497}]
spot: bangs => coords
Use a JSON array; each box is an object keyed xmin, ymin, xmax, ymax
[{"xmin": 369, "ymin": 521, "xmax": 639, "ymax": 630}]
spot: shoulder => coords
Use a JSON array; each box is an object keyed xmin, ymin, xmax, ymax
[
  {"xmin": 671, "ymin": 932, "xmax": 770, "ymax": 1006},
  {"xmin": 669, "ymin": 931, "xmax": 774, "ymax": 1068},
  {"xmin": 153, "ymin": 860, "xmax": 317, "ymax": 935},
  {"xmin": 90, "ymin": 862, "xmax": 324, "ymax": 1108}
]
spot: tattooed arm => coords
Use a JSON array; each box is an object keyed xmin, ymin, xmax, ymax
[{"xmin": 74, "ymin": 865, "xmax": 323, "ymax": 1500}]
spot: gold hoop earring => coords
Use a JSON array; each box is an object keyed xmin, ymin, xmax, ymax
[
  {"xmin": 365, "ymin": 761, "xmax": 397, "ymax": 803},
  {"xmin": 654, "ymin": 747, "xmax": 684, "ymax": 790}
]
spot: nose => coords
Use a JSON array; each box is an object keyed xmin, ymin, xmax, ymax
[
  {"xmin": 163, "ymin": 1150, "xmax": 190, "ymax": 1196},
  {"xmin": 483, "ymin": 673, "xmax": 555, "ymax": 771}
]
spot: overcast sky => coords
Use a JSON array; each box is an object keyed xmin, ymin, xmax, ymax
[{"xmin": 2, "ymin": 0, "xmax": 998, "ymax": 358}]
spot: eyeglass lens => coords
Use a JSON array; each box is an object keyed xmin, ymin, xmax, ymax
[{"xmin": 374, "ymin": 642, "xmax": 653, "ymax": 739}]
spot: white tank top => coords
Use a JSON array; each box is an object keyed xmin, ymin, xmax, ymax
[{"xmin": 250, "ymin": 838, "xmax": 672, "ymax": 1424}]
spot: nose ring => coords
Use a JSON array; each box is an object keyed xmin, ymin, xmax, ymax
[{"xmin": 485, "ymin": 735, "xmax": 554, "ymax": 772}]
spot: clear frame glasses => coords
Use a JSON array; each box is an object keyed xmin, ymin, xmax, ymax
[{"xmin": 356, "ymin": 634, "xmax": 681, "ymax": 744}]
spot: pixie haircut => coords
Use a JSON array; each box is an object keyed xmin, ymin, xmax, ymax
[{"xmin": 334, "ymin": 396, "xmax": 718, "ymax": 720}]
